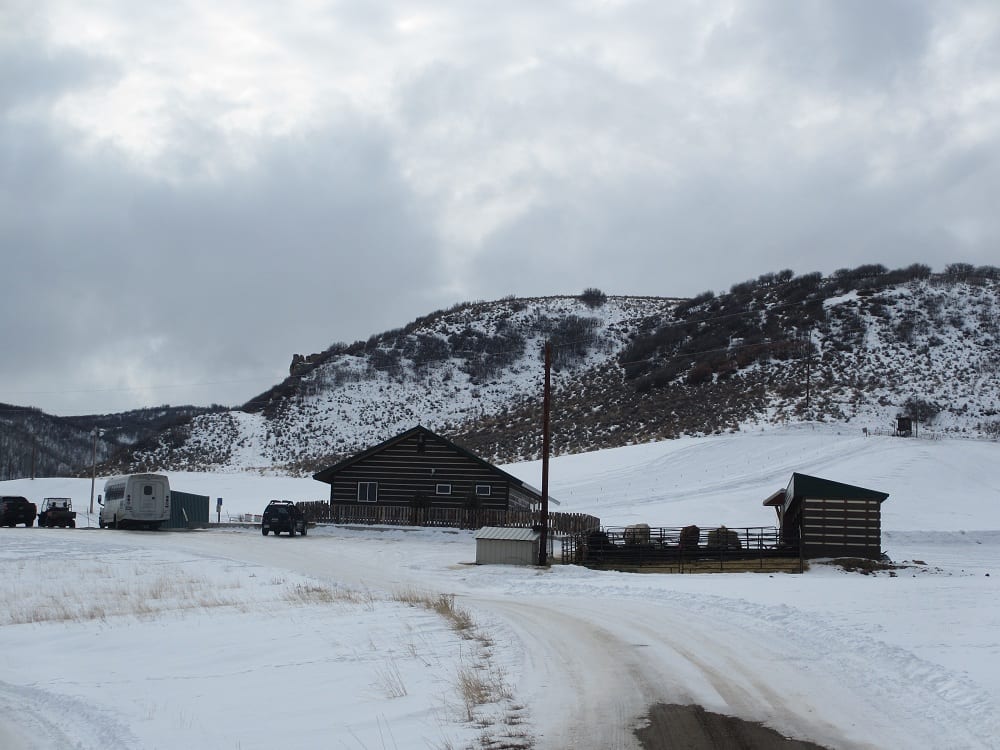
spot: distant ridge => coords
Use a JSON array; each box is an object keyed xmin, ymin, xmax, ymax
[{"xmin": 120, "ymin": 264, "xmax": 1000, "ymax": 474}]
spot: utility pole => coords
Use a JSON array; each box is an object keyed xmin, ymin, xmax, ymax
[
  {"xmin": 89, "ymin": 428, "xmax": 98, "ymax": 514},
  {"xmin": 804, "ymin": 330, "xmax": 812, "ymax": 410},
  {"xmin": 538, "ymin": 341, "xmax": 551, "ymax": 566}
]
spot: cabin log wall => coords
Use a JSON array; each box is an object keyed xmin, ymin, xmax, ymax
[{"xmin": 326, "ymin": 431, "xmax": 513, "ymax": 511}]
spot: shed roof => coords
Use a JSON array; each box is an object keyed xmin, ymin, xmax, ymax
[
  {"xmin": 762, "ymin": 489, "xmax": 785, "ymax": 507},
  {"xmin": 769, "ymin": 472, "xmax": 889, "ymax": 514},
  {"xmin": 474, "ymin": 526, "xmax": 541, "ymax": 542}
]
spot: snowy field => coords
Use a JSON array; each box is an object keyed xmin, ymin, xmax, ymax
[{"xmin": 2, "ymin": 424, "xmax": 998, "ymax": 749}]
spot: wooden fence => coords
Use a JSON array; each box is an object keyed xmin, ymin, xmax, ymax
[{"xmin": 297, "ymin": 501, "xmax": 599, "ymax": 535}]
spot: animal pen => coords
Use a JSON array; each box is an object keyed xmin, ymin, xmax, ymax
[{"xmin": 561, "ymin": 525, "xmax": 803, "ymax": 573}]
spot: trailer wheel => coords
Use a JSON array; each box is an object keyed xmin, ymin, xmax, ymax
[
  {"xmin": 262, "ymin": 527, "xmax": 268, "ymax": 536},
  {"xmin": 301, "ymin": 525, "xmax": 307, "ymax": 537},
  {"xmin": 25, "ymin": 518, "xmax": 33, "ymax": 527}
]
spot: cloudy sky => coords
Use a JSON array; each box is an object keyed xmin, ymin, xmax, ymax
[{"xmin": 3, "ymin": 0, "xmax": 999, "ymax": 416}]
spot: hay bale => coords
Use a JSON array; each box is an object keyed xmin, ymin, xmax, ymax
[
  {"xmin": 624, "ymin": 523, "xmax": 651, "ymax": 545},
  {"xmin": 680, "ymin": 525, "xmax": 700, "ymax": 550},
  {"xmin": 705, "ymin": 526, "xmax": 741, "ymax": 550}
]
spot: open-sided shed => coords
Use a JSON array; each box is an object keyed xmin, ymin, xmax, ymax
[{"xmin": 764, "ymin": 473, "xmax": 889, "ymax": 559}]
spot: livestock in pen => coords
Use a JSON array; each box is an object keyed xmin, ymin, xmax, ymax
[{"xmin": 562, "ymin": 525, "xmax": 803, "ymax": 573}]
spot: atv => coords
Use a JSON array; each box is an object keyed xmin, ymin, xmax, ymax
[{"xmin": 38, "ymin": 498, "xmax": 77, "ymax": 528}]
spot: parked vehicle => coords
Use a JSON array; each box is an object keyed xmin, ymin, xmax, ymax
[
  {"xmin": 38, "ymin": 498, "xmax": 77, "ymax": 528},
  {"xmin": 261, "ymin": 500, "xmax": 307, "ymax": 536},
  {"xmin": 99, "ymin": 474, "xmax": 170, "ymax": 530},
  {"xmin": 0, "ymin": 496, "xmax": 36, "ymax": 527}
]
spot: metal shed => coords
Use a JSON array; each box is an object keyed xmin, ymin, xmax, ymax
[
  {"xmin": 475, "ymin": 526, "xmax": 545, "ymax": 566},
  {"xmin": 165, "ymin": 490, "xmax": 210, "ymax": 529},
  {"xmin": 764, "ymin": 473, "xmax": 889, "ymax": 559}
]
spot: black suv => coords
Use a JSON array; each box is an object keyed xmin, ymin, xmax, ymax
[{"xmin": 261, "ymin": 501, "xmax": 307, "ymax": 536}]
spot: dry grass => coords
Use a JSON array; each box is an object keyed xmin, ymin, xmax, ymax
[
  {"xmin": 392, "ymin": 589, "xmax": 476, "ymax": 637},
  {"xmin": 374, "ymin": 658, "xmax": 408, "ymax": 699},
  {"xmin": 281, "ymin": 581, "xmax": 380, "ymax": 609},
  {"xmin": 2, "ymin": 561, "xmax": 373, "ymax": 626},
  {"xmin": 393, "ymin": 588, "xmax": 533, "ymax": 748},
  {"xmin": 2, "ymin": 571, "xmax": 249, "ymax": 626},
  {"xmin": 457, "ymin": 668, "xmax": 495, "ymax": 714},
  {"xmin": 284, "ymin": 583, "xmax": 337, "ymax": 604}
]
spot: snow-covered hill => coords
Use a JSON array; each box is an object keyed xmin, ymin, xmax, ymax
[
  {"xmin": 123, "ymin": 267, "xmax": 1000, "ymax": 474},
  {"xmin": 127, "ymin": 294, "xmax": 678, "ymax": 471}
]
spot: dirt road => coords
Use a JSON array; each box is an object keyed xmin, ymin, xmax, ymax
[{"xmin": 635, "ymin": 704, "xmax": 832, "ymax": 750}]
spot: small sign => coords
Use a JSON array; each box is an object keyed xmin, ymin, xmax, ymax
[{"xmin": 217, "ymin": 498, "xmax": 223, "ymax": 509}]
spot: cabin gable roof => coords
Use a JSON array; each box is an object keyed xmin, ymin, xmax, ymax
[{"xmin": 312, "ymin": 425, "xmax": 543, "ymax": 503}]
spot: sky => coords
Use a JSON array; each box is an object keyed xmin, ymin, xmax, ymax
[{"xmin": 3, "ymin": 1, "xmax": 1000, "ymax": 416}]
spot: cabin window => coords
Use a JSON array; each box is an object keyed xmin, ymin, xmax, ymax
[
  {"xmin": 358, "ymin": 482, "xmax": 378, "ymax": 503},
  {"xmin": 435, "ymin": 484, "xmax": 452, "ymax": 495},
  {"xmin": 417, "ymin": 434, "xmax": 426, "ymax": 453},
  {"xmin": 475, "ymin": 485, "xmax": 492, "ymax": 497},
  {"xmin": 143, "ymin": 485, "xmax": 153, "ymax": 495}
]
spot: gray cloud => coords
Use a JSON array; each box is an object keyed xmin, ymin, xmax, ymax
[
  {"xmin": 2, "ymin": 115, "xmax": 442, "ymax": 413},
  {"xmin": 3, "ymin": 0, "xmax": 999, "ymax": 414},
  {"xmin": 706, "ymin": 0, "xmax": 933, "ymax": 92}
]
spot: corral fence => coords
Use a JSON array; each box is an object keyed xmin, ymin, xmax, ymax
[
  {"xmin": 297, "ymin": 501, "xmax": 600, "ymax": 536},
  {"xmin": 562, "ymin": 525, "xmax": 803, "ymax": 573}
]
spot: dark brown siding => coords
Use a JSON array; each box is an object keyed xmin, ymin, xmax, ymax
[
  {"xmin": 800, "ymin": 497, "xmax": 882, "ymax": 558},
  {"xmin": 327, "ymin": 432, "xmax": 511, "ymax": 511}
]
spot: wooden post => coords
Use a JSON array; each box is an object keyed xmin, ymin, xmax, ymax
[
  {"xmin": 538, "ymin": 341, "xmax": 551, "ymax": 566},
  {"xmin": 89, "ymin": 428, "xmax": 98, "ymax": 514},
  {"xmin": 805, "ymin": 331, "xmax": 811, "ymax": 409}
]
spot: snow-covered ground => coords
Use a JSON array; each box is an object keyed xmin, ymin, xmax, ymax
[{"xmin": 2, "ymin": 425, "xmax": 998, "ymax": 749}]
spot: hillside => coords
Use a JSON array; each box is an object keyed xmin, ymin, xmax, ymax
[
  {"xmin": 0, "ymin": 404, "xmax": 224, "ymax": 481},
  {"xmin": 116, "ymin": 263, "xmax": 999, "ymax": 475},
  {"xmin": 119, "ymin": 294, "xmax": 677, "ymax": 473}
]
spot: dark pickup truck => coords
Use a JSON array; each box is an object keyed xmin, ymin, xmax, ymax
[
  {"xmin": 0, "ymin": 496, "xmax": 37, "ymax": 527},
  {"xmin": 38, "ymin": 497, "xmax": 77, "ymax": 528}
]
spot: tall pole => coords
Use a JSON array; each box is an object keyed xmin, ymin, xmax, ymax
[
  {"xmin": 804, "ymin": 330, "xmax": 811, "ymax": 410},
  {"xmin": 89, "ymin": 428, "xmax": 98, "ymax": 514},
  {"xmin": 538, "ymin": 341, "xmax": 551, "ymax": 566}
]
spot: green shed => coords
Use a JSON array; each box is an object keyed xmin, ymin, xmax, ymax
[
  {"xmin": 165, "ymin": 490, "xmax": 210, "ymax": 529},
  {"xmin": 764, "ymin": 473, "xmax": 889, "ymax": 559}
]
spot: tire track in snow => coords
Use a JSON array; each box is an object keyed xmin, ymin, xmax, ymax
[
  {"xmin": 481, "ymin": 581, "xmax": 1000, "ymax": 750},
  {"xmin": 0, "ymin": 679, "xmax": 136, "ymax": 750}
]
